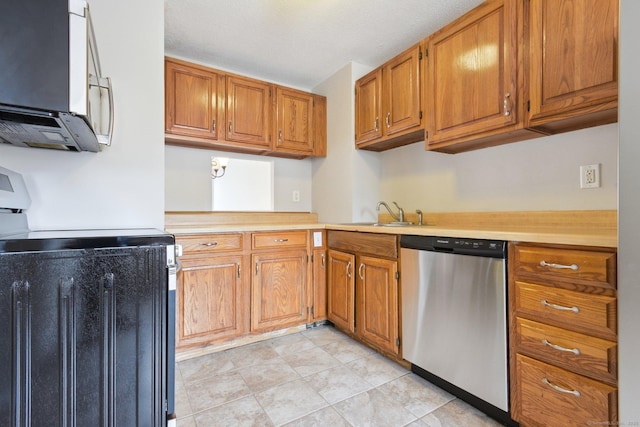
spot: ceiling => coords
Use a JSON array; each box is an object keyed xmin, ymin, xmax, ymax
[{"xmin": 164, "ymin": 0, "xmax": 484, "ymax": 90}]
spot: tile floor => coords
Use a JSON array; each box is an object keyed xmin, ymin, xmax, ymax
[{"xmin": 175, "ymin": 325, "xmax": 505, "ymax": 427}]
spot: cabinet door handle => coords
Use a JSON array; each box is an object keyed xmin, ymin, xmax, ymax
[
  {"xmin": 358, "ymin": 263, "xmax": 365, "ymax": 280},
  {"xmin": 237, "ymin": 263, "xmax": 241, "ymax": 279},
  {"xmin": 255, "ymin": 262, "xmax": 259, "ymax": 276},
  {"xmin": 385, "ymin": 112, "xmax": 391, "ymax": 128},
  {"xmin": 200, "ymin": 242, "xmax": 218, "ymax": 247},
  {"xmin": 346, "ymin": 261, "xmax": 352, "ymax": 278},
  {"xmin": 503, "ymin": 92, "xmax": 511, "ymax": 116},
  {"xmin": 212, "ymin": 119, "xmax": 216, "ymax": 132},
  {"xmin": 542, "ymin": 339, "xmax": 581, "ymax": 355},
  {"xmin": 374, "ymin": 117, "xmax": 379, "ymax": 132},
  {"xmin": 541, "ymin": 299, "xmax": 580, "ymax": 313},
  {"xmin": 229, "ymin": 121, "xmax": 233, "ymax": 133},
  {"xmin": 274, "ymin": 239, "xmax": 289, "ymax": 243},
  {"xmin": 542, "ymin": 378, "xmax": 581, "ymax": 397},
  {"xmin": 540, "ymin": 260, "xmax": 579, "ymax": 271},
  {"xmin": 321, "ymin": 254, "xmax": 325, "ymax": 268},
  {"xmin": 278, "ymin": 129, "xmax": 283, "ymax": 141}
]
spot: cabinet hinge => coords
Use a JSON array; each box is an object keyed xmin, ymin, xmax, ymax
[
  {"xmin": 419, "ymin": 111, "xmax": 423, "ymax": 120},
  {"xmin": 527, "ymin": 100, "xmax": 531, "ymax": 112},
  {"xmin": 396, "ymin": 337, "xmax": 401, "ymax": 347},
  {"xmin": 419, "ymin": 50, "xmax": 423, "ymax": 60},
  {"xmin": 425, "ymin": 48, "xmax": 428, "ymax": 57},
  {"xmin": 425, "ymin": 130, "xmax": 428, "ymax": 139},
  {"xmin": 307, "ymin": 254, "xmax": 310, "ymax": 263},
  {"xmin": 311, "ymin": 254, "xmax": 314, "ymax": 263},
  {"xmin": 269, "ymin": 88, "xmax": 272, "ymax": 97},
  {"xmin": 311, "ymin": 306, "xmax": 315, "ymax": 316},
  {"xmin": 395, "ymin": 271, "xmax": 400, "ymax": 280}
]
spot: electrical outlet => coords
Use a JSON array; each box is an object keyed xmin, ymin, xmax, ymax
[
  {"xmin": 292, "ymin": 190, "xmax": 300, "ymax": 202},
  {"xmin": 580, "ymin": 164, "xmax": 600, "ymax": 189}
]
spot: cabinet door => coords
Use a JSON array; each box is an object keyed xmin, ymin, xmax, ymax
[
  {"xmin": 356, "ymin": 255, "xmax": 399, "ymax": 355},
  {"xmin": 275, "ymin": 87, "xmax": 314, "ymax": 154},
  {"xmin": 527, "ymin": 0, "xmax": 618, "ymax": 132},
  {"xmin": 0, "ymin": 247, "xmax": 167, "ymax": 426},
  {"xmin": 312, "ymin": 248, "xmax": 327, "ymax": 321},
  {"xmin": 226, "ymin": 75, "xmax": 272, "ymax": 148},
  {"xmin": 427, "ymin": 0, "xmax": 519, "ymax": 146},
  {"xmin": 165, "ymin": 59, "xmax": 220, "ymax": 140},
  {"xmin": 355, "ymin": 68, "xmax": 383, "ymax": 144},
  {"xmin": 327, "ymin": 249, "xmax": 355, "ymax": 333},
  {"xmin": 251, "ymin": 250, "xmax": 308, "ymax": 332},
  {"xmin": 384, "ymin": 43, "xmax": 422, "ymax": 136},
  {"xmin": 177, "ymin": 255, "xmax": 246, "ymax": 348}
]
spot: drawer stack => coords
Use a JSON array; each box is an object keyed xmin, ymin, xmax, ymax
[{"xmin": 509, "ymin": 243, "xmax": 618, "ymax": 427}]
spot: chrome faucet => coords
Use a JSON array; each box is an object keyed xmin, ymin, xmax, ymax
[
  {"xmin": 376, "ymin": 201, "xmax": 405, "ymax": 222},
  {"xmin": 416, "ymin": 209, "xmax": 423, "ymax": 225}
]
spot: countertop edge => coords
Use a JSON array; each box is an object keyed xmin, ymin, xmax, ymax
[{"xmin": 165, "ymin": 223, "xmax": 617, "ymax": 248}]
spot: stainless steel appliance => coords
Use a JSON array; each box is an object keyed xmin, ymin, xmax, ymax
[
  {"xmin": 401, "ymin": 235, "xmax": 513, "ymax": 425},
  {"xmin": 0, "ymin": 166, "xmax": 176, "ymax": 426},
  {"xmin": 0, "ymin": 0, "xmax": 113, "ymax": 152}
]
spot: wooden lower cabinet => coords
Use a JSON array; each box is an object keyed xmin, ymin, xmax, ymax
[
  {"xmin": 327, "ymin": 231, "xmax": 400, "ymax": 358},
  {"xmin": 175, "ymin": 229, "xmax": 326, "ymax": 353},
  {"xmin": 509, "ymin": 242, "xmax": 618, "ymax": 427},
  {"xmin": 515, "ymin": 355, "xmax": 617, "ymax": 427},
  {"xmin": 177, "ymin": 254, "xmax": 248, "ymax": 349},
  {"xmin": 251, "ymin": 250, "xmax": 308, "ymax": 332},
  {"xmin": 356, "ymin": 255, "xmax": 398, "ymax": 355},
  {"xmin": 327, "ymin": 249, "xmax": 355, "ymax": 332},
  {"xmin": 311, "ymin": 247, "xmax": 328, "ymax": 321}
]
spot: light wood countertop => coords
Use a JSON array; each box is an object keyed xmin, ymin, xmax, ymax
[{"xmin": 165, "ymin": 210, "xmax": 617, "ymax": 248}]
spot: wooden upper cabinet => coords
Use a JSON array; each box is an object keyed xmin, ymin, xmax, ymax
[
  {"xmin": 226, "ymin": 75, "xmax": 272, "ymax": 149},
  {"xmin": 355, "ymin": 68, "xmax": 383, "ymax": 144},
  {"xmin": 355, "ymin": 43, "xmax": 424, "ymax": 151},
  {"xmin": 426, "ymin": 0, "xmax": 539, "ymax": 153},
  {"xmin": 274, "ymin": 87, "xmax": 314, "ymax": 155},
  {"xmin": 165, "ymin": 58, "xmax": 221, "ymax": 141},
  {"xmin": 526, "ymin": 0, "xmax": 619, "ymax": 133},
  {"xmin": 165, "ymin": 57, "xmax": 325, "ymax": 158},
  {"xmin": 385, "ymin": 44, "xmax": 422, "ymax": 137}
]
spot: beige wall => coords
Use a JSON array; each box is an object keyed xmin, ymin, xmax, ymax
[
  {"xmin": 618, "ymin": 0, "xmax": 640, "ymax": 421},
  {"xmin": 379, "ymin": 123, "xmax": 618, "ymax": 214}
]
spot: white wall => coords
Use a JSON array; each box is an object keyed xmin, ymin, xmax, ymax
[
  {"xmin": 380, "ymin": 123, "xmax": 618, "ymax": 213},
  {"xmin": 0, "ymin": 0, "xmax": 165, "ymax": 230},
  {"xmin": 312, "ymin": 62, "xmax": 382, "ymax": 224},
  {"xmin": 618, "ymin": 0, "xmax": 640, "ymax": 422},
  {"xmin": 165, "ymin": 146, "xmax": 313, "ymax": 212}
]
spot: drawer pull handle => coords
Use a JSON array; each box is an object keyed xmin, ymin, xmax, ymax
[
  {"xmin": 542, "ymin": 378, "xmax": 581, "ymax": 397},
  {"xmin": 274, "ymin": 239, "xmax": 289, "ymax": 243},
  {"xmin": 541, "ymin": 299, "xmax": 580, "ymax": 313},
  {"xmin": 540, "ymin": 260, "xmax": 579, "ymax": 271},
  {"xmin": 542, "ymin": 339, "xmax": 581, "ymax": 355},
  {"xmin": 201, "ymin": 242, "xmax": 218, "ymax": 247}
]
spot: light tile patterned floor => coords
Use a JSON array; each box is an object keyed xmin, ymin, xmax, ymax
[{"xmin": 175, "ymin": 325, "xmax": 505, "ymax": 427}]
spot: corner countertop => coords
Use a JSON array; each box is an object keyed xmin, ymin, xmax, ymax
[{"xmin": 165, "ymin": 210, "xmax": 618, "ymax": 248}]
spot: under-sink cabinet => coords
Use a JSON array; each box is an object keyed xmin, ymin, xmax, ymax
[
  {"xmin": 175, "ymin": 229, "xmax": 326, "ymax": 353},
  {"xmin": 327, "ymin": 231, "xmax": 400, "ymax": 358},
  {"xmin": 509, "ymin": 242, "xmax": 618, "ymax": 427}
]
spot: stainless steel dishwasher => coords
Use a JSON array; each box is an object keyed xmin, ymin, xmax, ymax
[{"xmin": 401, "ymin": 235, "xmax": 513, "ymax": 425}]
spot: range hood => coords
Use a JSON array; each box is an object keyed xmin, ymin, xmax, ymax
[{"xmin": 0, "ymin": 0, "xmax": 113, "ymax": 152}]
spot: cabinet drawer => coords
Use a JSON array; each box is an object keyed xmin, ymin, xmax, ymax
[
  {"xmin": 515, "ymin": 281, "xmax": 616, "ymax": 339},
  {"xmin": 252, "ymin": 231, "xmax": 308, "ymax": 250},
  {"xmin": 513, "ymin": 245, "xmax": 616, "ymax": 289},
  {"xmin": 177, "ymin": 233, "xmax": 243, "ymax": 254},
  {"xmin": 515, "ymin": 318, "xmax": 617, "ymax": 383},
  {"xmin": 327, "ymin": 231, "xmax": 398, "ymax": 259},
  {"xmin": 515, "ymin": 355, "xmax": 617, "ymax": 427}
]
